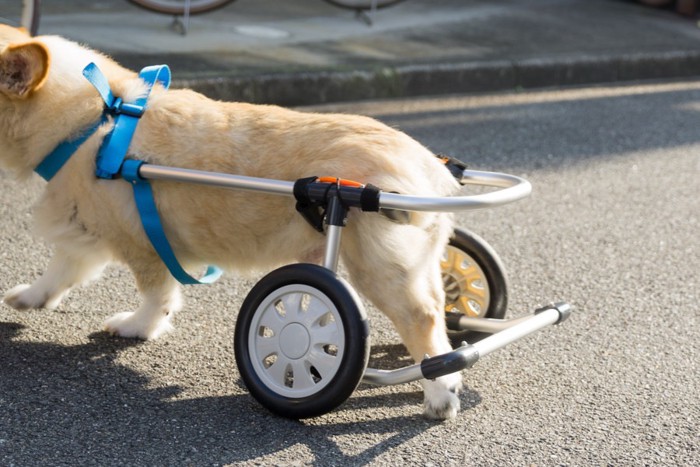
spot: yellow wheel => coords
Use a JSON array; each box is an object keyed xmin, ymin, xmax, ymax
[{"xmin": 441, "ymin": 228, "xmax": 508, "ymax": 345}]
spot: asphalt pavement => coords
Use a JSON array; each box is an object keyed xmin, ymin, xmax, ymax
[
  {"xmin": 0, "ymin": 0, "xmax": 699, "ymax": 465},
  {"xmin": 2, "ymin": 0, "xmax": 700, "ymax": 104},
  {"xmin": 1, "ymin": 80, "xmax": 699, "ymax": 467}
]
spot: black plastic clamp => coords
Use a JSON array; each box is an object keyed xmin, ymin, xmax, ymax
[
  {"xmin": 293, "ymin": 176, "xmax": 383, "ymax": 232},
  {"xmin": 420, "ymin": 344, "xmax": 480, "ymax": 380},
  {"xmin": 534, "ymin": 302, "xmax": 573, "ymax": 325}
]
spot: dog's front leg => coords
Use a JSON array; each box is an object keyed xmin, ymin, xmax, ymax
[
  {"xmin": 4, "ymin": 247, "xmax": 110, "ymax": 310},
  {"xmin": 103, "ymin": 263, "xmax": 181, "ymax": 340}
]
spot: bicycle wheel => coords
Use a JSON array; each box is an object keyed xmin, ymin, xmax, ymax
[
  {"xmin": 21, "ymin": 0, "xmax": 41, "ymax": 36},
  {"xmin": 126, "ymin": 0, "xmax": 235, "ymax": 15},
  {"xmin": 234, "ymin": 264, "xmax": 370, "ymax": 419},
  {"xmin": 441, "ymin": 228, "xmax": 508, "ymax": 345},
  {"xmin": 323, "ymin": 0, "xmax": 406, "ymax": 10}
]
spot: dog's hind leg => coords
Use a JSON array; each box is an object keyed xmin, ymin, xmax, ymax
[
  {"xmin": 342, "ymin": 214, "xmax": 462, "ymax": 420},
  {"xmin": 3, "ymin": 247, "xmax": 110, "ymax": 310},
  {"xmin": 103, "ymin": 260, "xmax": 181, "ymax": 340}
]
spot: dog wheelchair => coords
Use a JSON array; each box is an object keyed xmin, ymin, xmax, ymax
[
  {"xmin": 36, "ymin": 63, "xmax": 570, "ymax": 419},
  {"xmin": 130, "ymin": 162, "xmax": 572, "ymax": 419}
]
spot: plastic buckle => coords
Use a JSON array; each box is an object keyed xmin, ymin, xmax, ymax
[
  {"xmin": 109, "ymin": 97, "xmax": 145, "ymax": 118},
  {"xmin": 121, "ymin": 159, "xmax": 145, "ymax": 184}
]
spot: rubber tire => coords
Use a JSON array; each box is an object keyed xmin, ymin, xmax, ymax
[
  {"xmin": 126, "ymin": 0, "xmax": 235, "ymax": 15},
  {"xmin": 234, "ymin": 264, "xmax": 370, "ymax": 419},
  {"xmin": 322, "ymin": 0, "xmax": 406, "ymax": 10},
  {"xmin": 443, "ymin": 228, "xmax": 508, "ymax": 346}
]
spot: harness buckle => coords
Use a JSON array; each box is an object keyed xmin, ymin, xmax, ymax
[{"xmin": 109, "ymin": 97, "xmax": 145, "ymax": 118}]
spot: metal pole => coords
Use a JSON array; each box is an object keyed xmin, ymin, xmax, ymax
[
  {"xmin": 378, "ymin": 170, "xmax": 531, "ymax": 212},
  {"xmin": 138, "ymin": 164, "xmax": 295, "ymax": 196},
  {"xmin": 471, "ymin": 306, "xmax": 563, "ymax": 357},
  {"xmin": 362, "ymin": 304, "xmax": 570, "ymax": 386},
  {"xmin": 447, "ymin": 313, "xmax": 534, "ymax": 334},
  {"xmin": 137, "ymin": 164, "xmax": 530, "ymax": 213},
  {"xmin": 323, "ymin": 225, "xmax": 342, "ymax": 272},
  {"xmin": 322, "ymin": 195, "xmax": 346, "ymax": 273}
]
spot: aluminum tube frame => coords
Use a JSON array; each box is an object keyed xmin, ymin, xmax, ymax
[
  {"xmin": 139, "ymin": 164, "xmax": 295, "ymax": 196},
  {"xmin": 378, "ymin": 170, "xmax": 532, "ymax": 212},
  {"xmin": 471, "ymin": 307, "xmax": 562, "ymax": 357},
  {"xmin": 323, "ymin": 225, "xmax": 342, "ymax": 272},
  {"xmin": 137, "ymin": 165, "xmax": 531, "ymax": 213},
  {"xmin": 362, "ymin": 305, "xmax": 566, "ymax": 387},
  {"xmin": 452, "ymin": 314, "xmax": 534, "ymax": 334},
  {"xmin": 362, "ymin": 364, "xmax": 425, "ymax": 387}
]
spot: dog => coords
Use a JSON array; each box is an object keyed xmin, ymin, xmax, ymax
[{"xmin": 0, "ymin": 25, "xmax": 463, "ymax": 419}]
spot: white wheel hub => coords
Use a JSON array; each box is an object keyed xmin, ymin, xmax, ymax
[{"xmin": 248, "ymin": 284, "xmax": 346, "ymax": 398}]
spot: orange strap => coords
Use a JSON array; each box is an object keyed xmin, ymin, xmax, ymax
[{"xmin": 317, "ymin": 176, "xmax": 365, "ymax": 188}]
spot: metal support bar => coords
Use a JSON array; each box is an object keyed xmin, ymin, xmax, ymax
[
  {"xmin": 446, "ymin": 312, "xmax": 534, "ymax": 333},
  {"xmin": 471, "ymin": 303, "xmax": 571, "ymax": 357},
  {"xmin": 323, "ymin": 225, "xmax": 343, "ymax": 272},
  {"xmin": 362, "ymin": 343, "xmax": 480, "ymax": 386},
  {"xmin": 378, "ymin": 170, "xmax": 531, "ymax": 212},
  {"xmin": 362, "ymin": 302, "xmax": 571, "ymax": 386},
  {"xmin": 362, "ymin": 364, "xmax": 425, "ymax": 386},
  {"xmin": 322, "ymin": 195, "xmax": 347, "ymax": 273},
  {"xmin": 138, "ymin": 164, "xmax": 295, "ymax": 195},
  {"xmin": 136, "ymin": 165, "xmax": 530, "ymax": 213}
]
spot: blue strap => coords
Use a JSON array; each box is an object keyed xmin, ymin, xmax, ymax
[
  {"xmin": 83, "ymin": 62, "xmax": 172, "ymax": 179},
  {"xmin": 122, "ymin": 160, "xmax": 223, "ymax": 285},
  {"xmin": 86, "ymin": 62, "xmax": 220, "ymax": 285},
  {"xmin": 36, "ymin": 62, "xmax": 220, "ymax": 285},
  {"xmin": 34, "ymin": 116, "xmax": 106, "ymax": 181}
]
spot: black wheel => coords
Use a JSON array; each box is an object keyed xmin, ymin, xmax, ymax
[
  {"xmin": 234, "ymin": 264, "xmax": 370, "ymax": 419},
  {"xmin": 126, "ymin": 0, "xmax": 235, "ymax": 15},
  {"xmin": 441, "ymin": 228, "xmax": 508, "ymax": 345},
  {"xmin": 322, "ymin": 0, "xmax": 406, "ymax": 10}
]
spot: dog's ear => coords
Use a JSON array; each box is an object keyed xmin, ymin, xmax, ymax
[{"xmin": 0, "ymin": 41, "xmax": 50, "ymax": 98}]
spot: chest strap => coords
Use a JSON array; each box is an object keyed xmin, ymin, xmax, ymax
[
  {"xmin": 83, "ymin": 62, "xmax": 170, "ymax": 179},
  {"xmin": 85, "ymin": 63, "xmax": 222, "ymax": 285},
  {"xmin": 35, "ymin": 62, "xmax": 222, "ymax": 285},
  {"xmin": 34, "ymin": 116, "xmax": 106, "ymax": 181},
  {"xmin": 121, "ymin": 160, "xmax": 222, "ymax": 285}
]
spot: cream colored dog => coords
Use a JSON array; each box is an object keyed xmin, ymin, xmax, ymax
[{"xmin": 0, "ymin": 25, "xmax": 463, "ymax": 419}]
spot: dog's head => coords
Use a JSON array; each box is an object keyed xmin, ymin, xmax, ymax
[{"xmin": 0, "ymin": 26, "xmax": 140, "ymax": 177}]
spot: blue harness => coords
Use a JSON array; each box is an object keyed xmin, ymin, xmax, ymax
[{"xmin": 35, "ymin": 62, "xmax": 222, "ymax": 285}]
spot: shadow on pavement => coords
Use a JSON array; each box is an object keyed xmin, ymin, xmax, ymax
[{"xmin": 0, "ymin": 321, "xmax": 481, "ymax": 465}]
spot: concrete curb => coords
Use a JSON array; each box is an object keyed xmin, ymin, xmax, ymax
[{"xmin": 174, "ymin": 49, "xmax": 700, "ymax": 106}]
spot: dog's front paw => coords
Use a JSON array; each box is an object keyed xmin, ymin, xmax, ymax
[
  {"xmin": 422, "ymin": 374, "xmax": 463, "ymax": 420},
  {"xmin": 4, "ymin": 284, "xmax": 50, "ymax": 310},
  {"xmin": 104, "ymin": 311, "xmax": 173, "ymax": 340}
]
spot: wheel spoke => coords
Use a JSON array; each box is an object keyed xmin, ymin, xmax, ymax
[
  {"xmin": 280, "ymin": 292, "xmax": 304, "ymax": 318},
  {"xmin": 265, "ymin": 355, "xmax": 291, "ymax": 386},
  {"xmin": 254, "ymin": 335, "xmax": 279, "ymax": 359},
  {"xmin": 310, "ymin": 323, "xmax": 340, "ymax": 347},
  {"xmin": 258, "ymin": 304, "xmax": 286, "ymax": 335},
  {"xmin": 440, "ymin": 247, "xmax": 457, "ymax": 273},
  {"xmin": 456, "ymin": 296, "xmax": 483, "ymax": 317},
  {"xmin": 291, "ymin": 360, "xmax": 316, "ymax": 391},
  {"xmin": 307, "ymin": 349, "xmax": 340, "ymax": 380},
  {"xmin": 454, "ymin": 274, "xmax": 487, "ymax": 300},
  {"xmin": 299, "ymin": 295, "xmax": 331, "ymax": 327}
]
